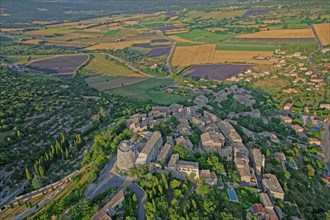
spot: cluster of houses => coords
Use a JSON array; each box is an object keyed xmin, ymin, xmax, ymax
[
  {"xmin": 229, "ymin": 49, "xmax": 328, "ymax": 93},
  {"xmin": 280, "ymin": 113, "xmax": 324, "ymax": 146},
  {"xmin": 114, "ymin": 93, "xmax": 286, "ymax": 219}
]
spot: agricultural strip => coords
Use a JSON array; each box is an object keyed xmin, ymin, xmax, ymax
[
  {"xmin": 312, "ymin": 23, "xmax": 330, "ymax": 46},
  {"xmin": 167, "ymin": 35, "xmax": 196, "ymax": 43},
  {"xmin": 232, "ymin": 38, "xmax": 316, "ymax": 42}
]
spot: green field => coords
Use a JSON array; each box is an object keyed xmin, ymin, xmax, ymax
[
  {"xmin": 285, "ymin": 18, "xmax": 309, "ymax": 29},
  {"xmin": 287, "ymin": 23, "xmax": 309, "ymax": 28},
  {"xmin": 175, "ymin": 30, "xmax": 235, "ymax": 43},
  {"xmin": 108, "ymin": 78, "xmax": 189, "ymax": 105},
  {"xmin": 103, "ymin": 29, "xmax": 120, "ymax": 37}
]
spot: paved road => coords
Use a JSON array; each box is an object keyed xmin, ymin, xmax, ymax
[
  {"xmin": 165, "ymin": 42, "xmax": 176, "ymax": 75},
  {"xmin": 308, "ymin": 26, "xmax": 323, "ymax": 74},
  {"xmin": 0, "ymin": 180, "xmax": 29, "ymax": 207},
  {"xmin": 129, "ymin": 183, "xmax": 146, "ymax": 220},
  {"xmin": 84, "ymin": 157, "xmax": 125, "ymax": 200}
]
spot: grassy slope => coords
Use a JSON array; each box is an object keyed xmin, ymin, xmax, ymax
[{"xmin": 108, "ymin": 78, "xmax": 189, "ymax": 105}]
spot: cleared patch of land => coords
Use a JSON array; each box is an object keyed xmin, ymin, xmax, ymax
[
  {"xmin": 21, "ymin": 39, "xmax": 41, "ymax": 44},
  {"xmin": 26, "ymin": 54, "xmax": 89, "ymax": 75},
  {"xmin": 253, "ymin": 77, "xmax": 290, "ymax": 93},
  {"xmin": 313, "ymin": 23, "xmax": 330, "ymax": 46},
  {"xmin": 181, "ymin": 64, "xmax": 252, "ymax": 80},
  {"xmin": 235, "ymin": 29, "xmax": 315, "ymax": 40},
  {"xmin": 171, "ymin": 44, "xmax": 273, "ymax": 66}
]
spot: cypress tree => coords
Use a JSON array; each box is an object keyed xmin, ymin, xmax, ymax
[
  {"xmin": 39, "ymin": 165, "xmax": 45, "ymax": 178},
  {"xmin": 25, "ymin": 166, "xmax": 33, "ymax": 180}
]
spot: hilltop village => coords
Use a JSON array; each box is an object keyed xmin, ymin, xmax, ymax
[
  {"xmin": 91, "ymin": 86, "xmax": 295, "ymax": 220},
  {"xmin": 1, "ymin": 0, "xmax": 330, "ymax": 219}
]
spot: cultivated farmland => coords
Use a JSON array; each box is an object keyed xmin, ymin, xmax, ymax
[
  {"xmin": 313, "ymin": 23, "xmax": 330, "ymax": 46},
  {"xmin": 234, "ymin": 29, "xmax": 315, "ymax": 42},
  {"xmin": 181, "ymin": 64, "xmax": 252, "ymax": 80},
  {"xmin": 26, "ymin": 54, "xmax": 89, "ymax": 75},
  {"xmin": 171, "ymin": 44, "xmax": 215, "ymax": 66},
  {"xmin": 171, "ymin": 45, "xmax": 273, "ymax": 66}
]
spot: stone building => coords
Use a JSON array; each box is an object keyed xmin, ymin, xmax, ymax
[
  {"xmin": 201, "ymin": 131, "xmax": 225, "ymax": 153},
  {"xmin": 218, "ymin": 120, "xmax": 242, "ymax": 145},
  {"xmin": 200, "ymin": 169, "xmax": 218, "ymax": 186},
  {"xmin": 262, "ymin": 174, "xmax": 285, "ymax": 200},
  {"xmin": 250, "ymin": 148, "xmax": 265, "ymax": 176},
  {"xmin": 135, "ymin": 131, "xmax": 163, "ymax": 166},
  {"xmin": 167, "ymin": 154, "xmax": 199, "ymax": 180}
]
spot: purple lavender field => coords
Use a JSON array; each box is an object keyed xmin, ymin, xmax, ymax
[
  {"xmin": 243, "ymin": 8, "xmax": 271, "ymax": 17},
  {"xmin": 148, "ymin": 47, "xmax": 171, "ymax": 57},
  {"xmin": 181, "ymin": 64, "xmax": 252, "ymax": 80}
]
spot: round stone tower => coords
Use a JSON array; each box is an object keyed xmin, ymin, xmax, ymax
[{"xmin": 117, "ymin": 140, "xmax": 138, "ymax": 171}]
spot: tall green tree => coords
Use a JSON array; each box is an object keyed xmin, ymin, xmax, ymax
[{"xmin": 25, "ymin": 166, "xmax": 33, "ymax": 180}]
